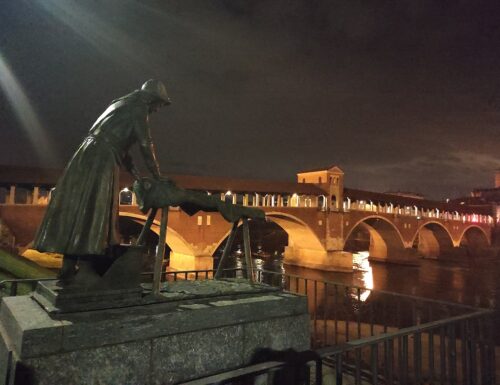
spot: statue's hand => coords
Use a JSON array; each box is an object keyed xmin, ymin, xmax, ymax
[{"xmin": 131, "ymin": 168, "xmax": 141, "ymax": 181}]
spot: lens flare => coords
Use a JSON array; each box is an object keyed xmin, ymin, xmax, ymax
[
  {"xmin": 0, "ymin": 53, "xmax": 56, "ymax": 164},
  {"xmin": 33, "ymin": 0, "xmax": 162, "ymax": 75}
]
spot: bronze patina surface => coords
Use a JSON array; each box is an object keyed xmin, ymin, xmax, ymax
[
  {"xmin": 32, "ymin": 80, "xmax": 170, "ymax": 286},
  {"xmin": 33, "ymin": 80, "xmax": 169, "ymax": 257}
]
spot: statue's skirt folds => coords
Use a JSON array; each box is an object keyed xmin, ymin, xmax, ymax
[{"xmin": 33, "ymin": 136, "xmax": 120, "ymax": 256}]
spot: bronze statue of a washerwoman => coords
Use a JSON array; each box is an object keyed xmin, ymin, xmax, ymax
[{"xmin": 33, "ymin": 80, "xmax": 170, "ymax": 285}]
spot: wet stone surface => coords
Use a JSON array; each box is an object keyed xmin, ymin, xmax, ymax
[{"xmin": 158, "ymin": 278, "xmax": 280, "ymax": 299}]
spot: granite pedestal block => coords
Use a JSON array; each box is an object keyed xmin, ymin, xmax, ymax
[{"xmin": 0, "ymin": 280, "xmax": 310, "ymax": 385}]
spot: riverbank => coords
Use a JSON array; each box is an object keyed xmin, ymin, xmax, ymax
[{"xmin": 0, "ymin": 249, "xmax": 56, "ymax": 279}]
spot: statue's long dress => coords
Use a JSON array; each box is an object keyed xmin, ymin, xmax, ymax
[{"xmin": 33, "ymin": 92, "xmax": 156, "ymax": 256}]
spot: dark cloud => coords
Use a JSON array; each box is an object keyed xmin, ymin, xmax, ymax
[{"xmin": 0, "ymin": 0, "xmax": 499, "ymax": 199}]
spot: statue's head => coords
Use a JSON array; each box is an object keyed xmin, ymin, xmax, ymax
[{"xmin": 140, "ymin": 79, "xmax": 171, "ymax": 112}]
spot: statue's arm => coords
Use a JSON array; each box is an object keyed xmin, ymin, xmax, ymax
[{"xmin": 134, "ymin": 112, "xmax": 161, "ymax": 179}]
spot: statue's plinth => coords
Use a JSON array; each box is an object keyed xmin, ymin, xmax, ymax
[
  {"xmin": 33, "ymin": 281, "xmax": 144, "ymax": 313},
  {"xmin": 0, "ymin": 280, "xmax": 310, "ymax": 385}
]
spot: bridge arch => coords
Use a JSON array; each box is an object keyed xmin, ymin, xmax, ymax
[
  {"xmin": 458, "ymin": 225, "xmax": 491, "ymax": 256},
  {"xmin": 119, "ymin": 212, "xmax": 196, "ymax": 257},
  {"xmin": 211, "ymin": 211, "xmax": 325, "ymax": 261},
  {"xmin": 265, "ymin": 211, "xmax": 325, "ymax": 251},
  {"xmin": 411, "ymin": 221, "xmax": 455, "ymax": 259},
  {"xmin": 343, "ymin": 216, "xmax": 407, "ymax": 262}
]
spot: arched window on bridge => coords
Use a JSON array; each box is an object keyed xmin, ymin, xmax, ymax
[
  {"xmin": 343, "ymin": 197, "xmax": 351, "ymax": 211},
  {"xmin": 224, "ymin": 191, "xmax": 233, "ymax": 204},
  {"xmin": 318, "ymin": 195, "xmax": 327, "ymax": 211},
  {"xmin": 119, "ymin": 187, "xmax": 133, "ymax": 205},
  {"xmin": 14, "ymin": 187, "xmax": 32, "ymax": 204},
  {"xmin": 35, "ymin": 187, "xmax": 51, "ymax": 205},
  {"xmin": 331, "ymin": 195, "xmax": 337, "ymax": 209}
]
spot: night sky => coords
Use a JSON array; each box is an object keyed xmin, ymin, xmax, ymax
[{"xmin": 1, "ymin": 0, "xmax": 499, "ymax": 199}]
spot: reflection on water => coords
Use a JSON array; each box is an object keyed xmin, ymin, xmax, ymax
[
  {"xmin": 352, "ymin": 251, "xmax": 373, "ymax": 302},
  {"xmin": 219, "ymin": 250, "xmax": 499, "ymax": 310}
]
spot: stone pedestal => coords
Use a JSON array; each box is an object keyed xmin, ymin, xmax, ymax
[
  {"xmin": 0, "ymin": 280, "xmax": 309, "ymax": 385},
  {"xmin": 33, "ymin": 281, "xmax": 144, "ymax": 313}
]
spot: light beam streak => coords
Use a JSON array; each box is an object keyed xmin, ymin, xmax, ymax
[
  {"xmin": 33, "ymin": 0, "xmax": 162, "ymax": 75},
  {"xmin": 0, "ymin": 53, "xmax": 56, "ymax": 164}
]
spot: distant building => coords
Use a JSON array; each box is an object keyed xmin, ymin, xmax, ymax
[
  {"xmin": 452, "ymin": 170, "xmax": 500, "ymax": 245},
  {"xmin": 471, "ymin": 169, "xmax": 500, "ymax": 224}
]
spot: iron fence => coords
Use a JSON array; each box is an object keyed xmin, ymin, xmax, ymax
[{"xmin": 0, "ymin": 268, "xmax": 496, "ymax": 384}]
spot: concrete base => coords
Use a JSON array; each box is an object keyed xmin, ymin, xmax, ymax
[
  {"xmin": 33, "ymin": 281, "xmax": 144, "ymax": 313},
  {"xmin": 284, "ymin": 247, "xmax": 353, "ymax": 272},
  {"xmin": 0, "ymin": 280, "xmax": 309, "ymax": 385}
]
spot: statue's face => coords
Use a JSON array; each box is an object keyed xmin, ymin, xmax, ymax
[{"xmin": 148, "ymin": 100, "xmax": 166, "ymax": 114}]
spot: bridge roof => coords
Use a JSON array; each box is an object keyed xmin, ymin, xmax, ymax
[
  {"xmin": 297, "ymin": 165, "xmax": 343, "ymax": 174},
  {"xmin": 472, "ymin": 187, "xmax": 500, "ymax": 202},
  {"xmin": 153, "ymin": 174, "xmax": 325, "ymax": 195},
  {"xmin": 0, "ymin": 165, "xmax": 492, "ymax": 215},
  {"xmin": 0, "ymin": 165, "xmax": 62, "ymax": 187},
  {"xmin": 0, "ymin": 165, "xmax": 325, "ymax": 195},
  {"xmin": 343, "ymin": 187, "xmax": 492, "ymax": 215}
]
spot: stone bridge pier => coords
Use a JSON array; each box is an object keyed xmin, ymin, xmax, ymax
[{"xmin": 119, "ymin": 207, "xmax": 233, "ymax": 272}]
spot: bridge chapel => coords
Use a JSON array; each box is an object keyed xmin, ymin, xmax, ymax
[{"xmin": 296, "ymin": 165, "xmax": 344, "ymax": 211}]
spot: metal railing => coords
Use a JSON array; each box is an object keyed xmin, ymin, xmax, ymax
[
  {"xmin": 0, "ymin": 268, "xmax": 496, "ymax": 384},
  {"xmin": 258, "ymin": 269, "xmax": 496, "ymax": 385}
]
